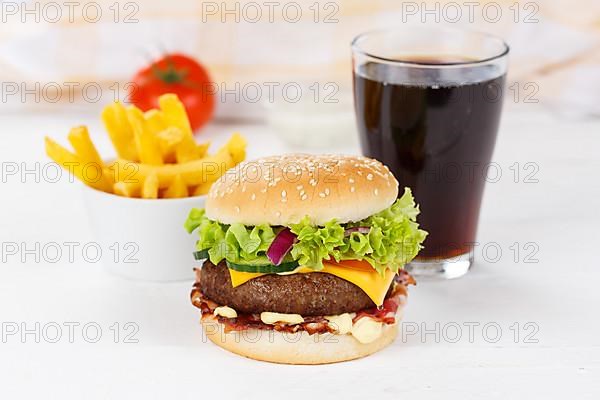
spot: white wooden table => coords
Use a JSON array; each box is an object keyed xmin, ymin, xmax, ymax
[{"xmin": 1, "ymin": 107, "xmax": 598, "ymax": 399}]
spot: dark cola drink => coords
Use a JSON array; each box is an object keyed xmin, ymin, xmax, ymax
[{"xmin": 352, "ymin": 28, "xmax": 509, "ymax": 278}]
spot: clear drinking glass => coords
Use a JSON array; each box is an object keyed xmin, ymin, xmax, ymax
[{"xmin": 351, "ymin": 27, "xmax": 509, "ymax": 279}]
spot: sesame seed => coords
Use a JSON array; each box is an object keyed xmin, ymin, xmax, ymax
[
  {"xmin": 349, "ymin": 178, "xmax": 354, "ymax": 184},
  {"xmin": 281, "ymin": 190, "xmax": 287, "ymax": 198},
  {"xmin": 350, "ymin": 187, "xmax": 355, "ymax": 193},
  {"xmin": 324, "ymin": 188, "xmax": 330, "ymax": 195},
  {"xmin": 301, "ymin": 194, "xmax": 308, "ymax": 201},
  {"xmin": 296, "ymin": 185, "xmax": 303, "ymax": 190},
  {"xmin": 251, "ymin": 193, "xmax": 256, "ymax": 201},
  {"xmin": 235, "ymin": 206, "xmax": 240, "ymax": 213},
  {"xmin": 367, "ymin": 173, "xmax": 374, "ymax": 181},
  {"xmin": 319, "ymin": 192, "xmax": 326, "ymax": 198},
  {"xmin": 374, "ymin": 189, "xmax": 379, "ymax": 196}
]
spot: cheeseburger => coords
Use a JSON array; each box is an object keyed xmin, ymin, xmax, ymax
[{"xmin": 185, "ymin": 154, "xmax": 426, "ymax": 364}]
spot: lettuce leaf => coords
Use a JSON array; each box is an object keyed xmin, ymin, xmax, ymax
[
  {"xmin": 185, "ymin": 208, "xmax": 276, "ymax": 265},
  {"xmin": 289, "ymin": 218, "xmax": 345, "ymax": 270},
  {"xmin": 185, "ymin": 188, "xmax": 427, "ymax": 274},
  {"xmin": 289, "ymin": 188, "xmax": 427, "ymax": 274}
]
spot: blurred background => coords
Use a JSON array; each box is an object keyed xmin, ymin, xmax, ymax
[
  {"xmin": 1, "ymin": 0, "xmax": 600, "ymax": 128},
  {"xmin": 2, "ymin": 3, "xmax": 600, "ymax": 392}
]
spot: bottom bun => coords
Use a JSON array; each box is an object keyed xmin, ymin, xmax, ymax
[{"xmin": 201, "ymin": 319, "xmax": 398, "ymax": 365}]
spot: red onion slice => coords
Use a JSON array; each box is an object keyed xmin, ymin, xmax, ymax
[
  {"xmin": 344, "ymin": 226, "xmax": 371, "ymax": 237},
  {"xmin": 267, "ymin": 228, "xmax": 298, "ymax": 265}
]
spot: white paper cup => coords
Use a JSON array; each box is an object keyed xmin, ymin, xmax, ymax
[{"xmin": 82, "ymin": 185, "xmax": 205, "ymax": 281}]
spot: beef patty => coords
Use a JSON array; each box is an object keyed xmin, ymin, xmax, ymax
[{"xmin": 199, "ymin": 260, "xmax": 393, "ymax": 316}]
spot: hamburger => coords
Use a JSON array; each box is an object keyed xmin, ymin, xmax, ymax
[{"xmin": 185, "ymin": 154, "xmax": 427, "ymax": 364}]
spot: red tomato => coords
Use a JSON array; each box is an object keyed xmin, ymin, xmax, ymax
[
  {"xmin": 129, "ymin": 53, "xmax": 215, "ymax": 133},
  {"xmin": 327, "ymin": 259, "xmax": 375, "ymax": 272}
]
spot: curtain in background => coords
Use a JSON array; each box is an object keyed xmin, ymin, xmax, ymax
[{"xmin": 1, "ymin": 0, "xmax": 599, "ymax": 119}]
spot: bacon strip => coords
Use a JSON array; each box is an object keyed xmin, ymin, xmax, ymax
[
  {"xmin": 397, "ymin": 269, "xmax": 417, "ymax": 286},
  {"xmin": 353, "ymin": 276, "xmax": 410, "ymax": 324},
  {"xmin": 191, "ymin": 268, "xmax": 413, "ymax": 335}
]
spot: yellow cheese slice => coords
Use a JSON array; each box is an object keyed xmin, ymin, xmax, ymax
[
  {"xmin": 229, "ymin": 270, "xmax": 265, "ymax": 287},
  {"xmin": 228, "ymin": 263, "xmax": 395, "ymax": 307}
]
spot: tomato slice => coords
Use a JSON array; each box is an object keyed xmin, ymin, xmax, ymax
[{"xmin": 325, "ymin": 259, "xmax": 375, "ymax": 272}]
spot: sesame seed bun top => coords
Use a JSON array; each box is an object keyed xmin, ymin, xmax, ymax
[{"xmin": 205, "ymin": 154, "xmax": 399, "ymax": 226}]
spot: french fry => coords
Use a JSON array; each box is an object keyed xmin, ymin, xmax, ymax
[
  {"xmin": 219, "ymin": 132, "xmax": 247, "ymax": 164},
  {"xmin": 112, "ymin": 149, "xmax": 234, "ymax": 189},
  {"xmin": 191, "ymin": 182, "xmax": 212, "ymax": 196},
  {"xmin": 112, "ymin": 133, "xmax": 244, "ymax": 188},
  {"xmin": 101, "ymin": 102, "xmax": 138, "ymax": 161},
  {"xmin": 144, "ymin": 109, "xmax": 166, "ymax": 135},
  {"xmin": 127, "ymin": 106, "xmax": 163, "ymax": 165},
  {"xmin": 174, "ymin": 136, "xmax": 204, "ymax": 163},
  {"xmin": 159, "ymin": 94, "xmax": 193, "ymax": 137},
  {"xmin": 141, "ymin": 172, "xmax": 159, "ymax": 199},
  {"xmin": 162, "ymin": 174, "xmax": 188, "ymax": 198},
  {"xmin": 66, "ymin": 126, "xmax": 114, "ymax": 193},
  {"xmin": 156, "ymin": 126, "xmax": 185, "ymax": 163},
  {"xmin": 67, "ymin": 126, "xmax": 104, "ymax": 166},
  {"xmin": 196, "ymin": 141, "xmax": 210, "ymax": 158},
  {"xmin": 45, "ymin": 137, "xmax": 112, "ymax": 192},
  {"xmin": 156, "ymin": 126, "xmax": 184, "ymax": 146},
  {"xmin": 103, "ymin": 167, "xmax": 116, "ymax": 188},
  {"xmin": 144, "ymin": 109, "xmax": 172, "ymax": 163},
  {"xmin": 46, "ymin": 94, "xmax": 247, "ymax": 200},
  {"xmin": 113, "ymin": 181, "xmax": 141, "ymax": 198},
  {"xmin": 159, "ymin": 94, "xmax": 209, "ymax": 163}
]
